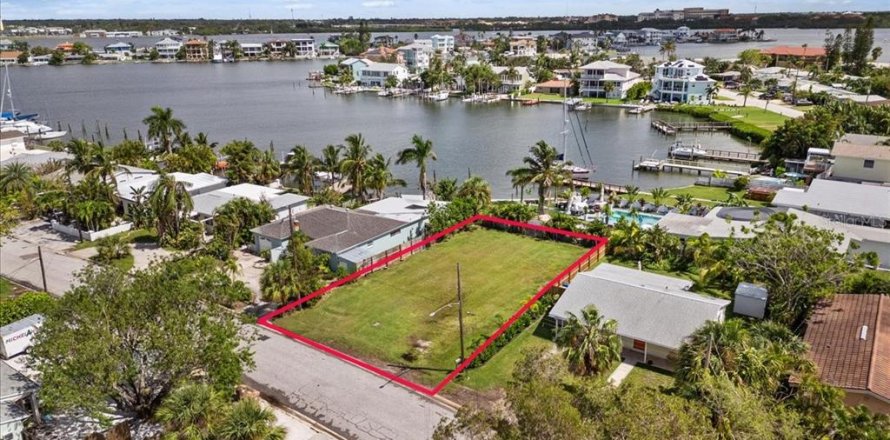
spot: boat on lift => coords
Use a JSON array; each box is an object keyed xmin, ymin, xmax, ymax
[{"xmin": 668, "ymin": 140, "xmax": 707, "ymax": 159}]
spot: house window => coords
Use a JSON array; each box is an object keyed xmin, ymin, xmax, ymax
[
  {"xmin": 864, "ymin": 159, "xmax": 875, "ymax": 169},
  {"xmin": 632, "ymin": 339, "xmax": 646, "ymax": 351}
]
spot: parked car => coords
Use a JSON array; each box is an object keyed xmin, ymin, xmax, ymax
[
  {"xmin": 794, "ymin": 98, "xmax": 813, "ymax": 106},
  {"xmin": 759, "ymin": 92, "xmax": 777, "ymax": 100}
]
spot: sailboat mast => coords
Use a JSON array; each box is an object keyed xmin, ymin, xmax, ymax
[{"xmin": 562, "ymin": 82, "xmax": 568, "ymax": 159}]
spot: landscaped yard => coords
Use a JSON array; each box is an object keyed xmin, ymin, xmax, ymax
[
  {"xmin": 274, "ymin": 227, "xmax": 588, "ymax": 387},
  {"xmin": 614, "ymin": 185, "xmax": 767, "ymax": 208},
  {"xmin": 621, "ymin": 363, "xmax": 674, "ymax": 389},
  {"xmin": 706, "ymin": 105, "xmax": 790, "ymax": 131}
]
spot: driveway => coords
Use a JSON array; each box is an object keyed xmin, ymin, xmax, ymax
[
  {"xmin": 245, "ymin": 325, "xmax": 455, "ymax": 440},
  {"xmin": 717, "ymin": 89, "xmax": 804, "ymax": 118},
  {"xmin": 1, "ymin": 221, "xmax": 87, "ymax": 295}
]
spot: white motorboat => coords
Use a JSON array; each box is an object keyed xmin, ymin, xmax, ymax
[
  {"xmin": 564, "ymin": 164, "xmax": 591, "ymax": 181},
  {"xmin": 669, "ymin": 140, "xmax": 708, "ymax": 159},
  {"xmin": 628, "ymin": 107, "xmax": 643, "ymax": 114},
  {"xmin": 1, "ymin": 120, "xmax": 67, "ymax": 140},
  {"xmin": 429, "ymin": 90, "xmax": 449, "ymax": 101},
  {"xmin": 377, "ymin": 89, "xmax": 391, "ymax": 97}
]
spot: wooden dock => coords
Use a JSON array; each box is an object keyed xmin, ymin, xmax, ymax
[
  {"xmin": 570, "ymin": 181, "xmax": 629, "ymax": 194},
  {"xmin": 651, "ymin": 119, "xmax": 732, "ymax": 135},
  {"xmin": 633, "ymin": 158, "xmax": 750, "ymax": 176},
  {"xmin": 668, "ymin": 146, "xmax": 766, "ymax": 165}
]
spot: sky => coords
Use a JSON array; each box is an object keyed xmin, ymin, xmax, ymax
[{"xmin": 1, "ymin": 0, "xmax": 887, "ymax": 20}]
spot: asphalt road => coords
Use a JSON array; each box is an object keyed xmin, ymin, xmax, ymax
[
  {"xmin": 717, "ymin": 89, "xmax": 805, "ymax": 118},
  {"xmin": 1, "ymin": 222, "xmax": 87, "ymax": 295},
  {"xmin": 245, "ymin": 325, "xmax": 456, "ymax": 440}
]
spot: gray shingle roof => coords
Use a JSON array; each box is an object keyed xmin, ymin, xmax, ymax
[
  {"xmin": 252, "ymin": 206, "xmax": 406, "ymax": 253},
  {"xmin": 549, "ymin": 264, "xmax": 729, "ymax": 350}
]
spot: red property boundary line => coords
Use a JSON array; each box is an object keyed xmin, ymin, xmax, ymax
[{"xmin": 257, "ymin": 214, "xmax": 608, "ymax": 396}]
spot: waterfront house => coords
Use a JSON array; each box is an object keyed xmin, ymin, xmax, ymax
[
  {"xmin": 240, "ymin": 43, "xmax": 264, "ymax": 58},
  {"xmin": 535, "ymin": 79, "xmax": 572, "ymax": 95},
  {"xmin": 772, "ymin": 179, "xmax": 890, "ymax": 229},
  {"xmin": 650, "ymin": 59, "xmax": 715, "ymax": 103},
  {"xmin": 578, "ymin": 60, "xmax": 642, "ymax": 99},
  {"xmin": 761, "ymin": 45, "xmax": 826, "ymax": 67},
  {"xmin": 828, "ymin": 134, "xmax": 890, "ymax": 184},
  {"xmin": 116, "ymin": 169, "xmax": 228, "ymax": 214},
  {"xmin": 106, "ymin": 31, "xmax": 143, "ymax": 38},
  {"xmin": 373, "ymin": 35, "xmax": 399, "ymax": 47},
  {"xmin": 802, "ymin": 294, "xmax": 890, "ymax": 414},
  {"xmin": 155, "ymin": 38, "xmax": 182, "ymax": 59},
  {"xmin": 191, "ymin": 183, "xmax": 309, "ymax": 225},
  {"xmin": 317, "ymin": 42, "xmax": 340, "ymax": 58},
  {"xmin": 148, "ymin": 29, "xmax": 180, "ymax": 37},
  {"xmin": 0, "ymin": 51, "xmax": 21, "ymax": 66},
  {"xmin": 430, "ymin": 34, "xmax": 455, "ymax": 53},
  {"xmin": 398, "ymin": 41, "xmax": 433, "ymax": 71},
  {"xmin": 548, "ymin": 263, "xmax": 730, "ymax": 364},
  {"xmin": 291, "ymin": 36, "xmax": 316, "ymax": 58},
  {"xmin": 361, "ymin": 47, "xmax": 401, "ymax": 63},
  {"xmin": 81, "ymin": 29, "xmax": 107, "ymax": 38},
  {"xmin": 265, "ymin": 40, "xmax": 288, "ymax": 58},
  {"xmin": 1, "ymin": 361, "xmax": 40, "ymax": 440},
  {"xmin": 509, "ymin": 37, "xmax": 537, "ymax": 57},
  {"xmin": 55, "ymin": 42, "xmax": 75, "ymax": 53},
  {"xmin": 103, "ymin": 42, "xmax": 134, "ymax": 55},
  {"xmin": 184, "ymin": 39, "xmax": 208, "ymax": 61},
  {"xmin": 657, "ymin": 206, "xmax": 890, "ymax": 269},
  {"xmin": 251, "ymin": 205, "xmax": 420, "ymax": 271},
  {"xmin": 492, "ymin": 66, "xmax": 531, "ymax": 93},
  {"xmin": 709, "ymin": 29, "xmax": 739, "ymax": 42},
  {"xmin": 340, "ymin": 58, "xmax": 370, "ymax": 83},
  {"xmin": 637, "ymin": 7, "xmax": 729, "ymax": 22},
  {"xmin": 356, "ymin": 61, "xmax": 410, "ymax": 87},
  {"xmin": 356, "ymin": 194, "xmax": 438, "ymax": 225},
  {"xmin": 570, "ymin": 32, "xmax": 600, "ymax": 55},
  {"xmin": 0, "ymin": 40, "xmax": 13, "ymax": 51}
]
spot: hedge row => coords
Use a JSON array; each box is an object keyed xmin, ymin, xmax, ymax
[
  {"xmin": 467, "ymin": 287, "xmax": 562, "ymax": 369},
  {"xmin": 658, "ymin": 105, "xmax": 772, "ymax": 144}
]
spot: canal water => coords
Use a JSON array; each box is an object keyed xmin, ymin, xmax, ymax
[{"xmin": 9, "ymin": 60, "xmax": 756, "ymax": 196}]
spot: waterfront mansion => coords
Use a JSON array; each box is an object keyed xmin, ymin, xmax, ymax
[
  {"xmin": 578, "ymin": 60, "xmax": 642, "ymax": 99},
  {"xmin": 650, "ymin": 59, "xmax": 716, "ymax": 103}
]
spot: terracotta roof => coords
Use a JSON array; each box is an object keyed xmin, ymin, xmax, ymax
[
  {"xmin": 803, "ymin": 294, "xmax": 890, "ymax": 401},
  {"xmin": 761, "ymin": 46, "xmax": 827, "ymax": 57},
  {"xmin": 0, "ymin": 51, "xmax": 22, "ymax": 59},
  {"xmin": 536, "ymin": 80, "xmax": 571, "ymax": 88},
  {"xmin": 184, "ymin": 39, "xmax": 206, "ymax": 46}
]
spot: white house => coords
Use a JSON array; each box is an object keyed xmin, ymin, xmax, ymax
[
  {"xmin": 154, "ymin": 38, "xmax": 182, "ymax": 59},
  {"xmin": 317, "ymin": 42, "xmax": 340, "ymax": 58},
  {"xmin": 251, "ymin": 205, "xmax": 423, "ymax": 271},
  {"xmin": 356, "ymin": 60, "xmax": 409, "ymax": 87},
  {"xmin": 509, "ymin": 37, "xmax": 537, "ymax": 57},
  {"xmin": 829, "ymin": 134, "xmax": 890, "ymax": 184},
  {"xmin": 578, "ymin": 60, "xmax": 642, "ymax": 99},
  {"xmin": 491, "ymin": 66, "xmax": 532, "ymax": 93},
  {"xmin": 240, "ymin": 43, "xmax": 264, "ymax": 58},
  {"xmin": 651, "ymin": 59, "xmax": 716, "ymax": 103},
  {"xmin": 398, "ymin": 41, "xmax": 433, "ymax": 71},
  {"xmin": 116, "ymin": 169, "xmax": 228, "ymax": 213},
  {"xmin": 291, "ymin": 37, "xmax": 316, "ymax": 58},
  {"xmin": 772, "ymin": 179, "xmax": 890, "ymax": 229},
  {"xmin": 430, "ymin": 34, "xmax": 455, "ymax": 53},
  {"xmin": 571, "ymin": 32, "xmax": 599, "ymax": 55},
  {"xmin": 191, "ymin": 183, "xmax": 309, "ymax": 224},
  {"xmin": 548, "ymin": 263, "xmax": 730, "ymax": 363}
]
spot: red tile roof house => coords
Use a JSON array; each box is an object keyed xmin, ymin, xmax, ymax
[
  {"xmin": 761, "ymin": 45, "xmax": 827, "ymax": 67},
  {"xmin": 803, "ymin": 294, "xmax": 890, "ymax": 414}
]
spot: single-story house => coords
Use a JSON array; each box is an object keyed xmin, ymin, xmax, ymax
[
  {"xmin": 657, "ymin": 206, "xmax": 890, "ymax": 269},
  {"xmin": 761, "ymin": 45, "xmax": 826, "ymax": 67},
  {"xmin": 828, "ymin": 133, "xmax": 890, "ymax": 184},
  {"xmin": 251, "ymin": 205, "xmax": 422, "ymax": 271},
  {"xmin": 772, "ymin": 179, "xmax": 890, "ymax": 229},
  {"xmin": 116, "ymin": 169, "xmax": 228, "ymax": 213},
  {"xmin": 548, "ymin": 263, "xmax": 730, "ymax": 363},
  {"xmin": 1, "ymin": 361, "xmax": 40, "ymax": 440},
  {"xmin": 355, "ymin": 194, "xmax": 436, "ymax": 224},
  {"xmin": 191, "ymin": 183, "xmax": 309, "ymax": 222},
  {"xmin": 803, "ymin": 294, "xmax": 889, "ymax": 414},
  {"xmin": 534, "ymin": 79, "xmax": 573, "ymax": 95}
]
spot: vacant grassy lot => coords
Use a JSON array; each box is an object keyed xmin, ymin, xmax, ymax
[
  {"xmin": 615, "ymin": 185, "xmax": 767, "ymax": 208},
  {"xmin": 275, "ymin": 228, "xmax": 587, "ymax": 386},
  {"xmin": 706, "ymin": 105, "xmax": 789, "ymax": 131}
]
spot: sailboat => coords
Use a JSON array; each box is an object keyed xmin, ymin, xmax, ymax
[
  {"xmin": 560, "ymin": 86, "xmax": 591, "ymax": 182},
  {"xmin": 0, "ymin": 64, "xmax": 67, "ymax": 140}
]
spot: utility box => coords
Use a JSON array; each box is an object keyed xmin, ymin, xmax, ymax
[
  {"xmin": 0, "ymin": 314, "xmax": 44, "ymax": 359},
  {"xmin": 733, "ymin": 283, "xmax": 768, "ymax": 319}
]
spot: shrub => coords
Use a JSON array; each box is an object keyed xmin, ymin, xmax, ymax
[
  {"xmin": 732, "ymin": 175, "xmax": 751, "ymax": 192},
  {"xmin": 169, "ymin": 221, "xmax": 204, "ymax": 250},
  {"xmin": 0, "ymin": 291, "xmax": 56, "ymax": 326},
  {"xmin": 95, "ymin": 234, "xmax": 131, "ymax": 263}
]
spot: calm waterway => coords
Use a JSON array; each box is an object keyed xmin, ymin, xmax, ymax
[{"xmin": 9, "ymin": 60, "xmax": 757, "ymax": 197}]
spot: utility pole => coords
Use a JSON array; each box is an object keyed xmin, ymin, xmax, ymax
[
  {"xmin": 289, "ymin": 208, "xmax": 303, "ymax": 310},
  {"xmin": 37, "ymin": 246, "xmax": 48, "ymax": 292},
  {"xmin": 457, "ymin": 263, "xmax": 466, "ymax": 364}
]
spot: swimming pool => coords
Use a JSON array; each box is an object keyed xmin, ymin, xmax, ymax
[{"xmin": 607, "ymin": 209, "xmax": 663, "ymax": 227}]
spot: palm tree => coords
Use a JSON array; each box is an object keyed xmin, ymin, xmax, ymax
[
  {"xmin": 433, "ymin": 178, "xmax": 458, "ymax": 201},
  {"xmin": 623, "ymin": 185, "xmax": 640, "ymax": 205},
  {"xmin": 254, "ymin": 148, "xmax": 281, "ymax": 185},
  {"xmin": 0, "ymin": 162, "xmax": 35, "ymax": 195},
  {"xmin": 215, "ymin": 400, "xmax": 286, "ymax": 440},
  {"xmin": 602, "ymin": 81, "xmax": 615, "ymax": 99},
  {"xmin": 155, "ymin": 383, "xmax": 227, "ymax": 440},
  {"xmin": 340, "ymin": 134, "xmax": 372, "ymax": 202},
  {"xmin": 674, "ymin": 193, "xmax": 694, "ymax": 213},
  {"xmin": 283, "ymin": 145, "xmax": 317, "ymax": 195},
  {"xmin": 659, "ymin": 40, "xmax": 676, "ymax": 60},
  {"xmin": 149, "ymin": 173, "xmax": 194, "ymax": 245},
  {"xmin": 555, "ymin": 305, "xmax": 622, "ymax": 376},
  {"xmin": 366, "ymin": 154, "xmax": 406, "ymax": 200},
  {"xmin": 395, "ymin": 135, "xmax": 437, "ymax": 200},
  {"xmin": 649, "ymin": 187, "xmax": 668, "ymax": 206},
  {"xmin": 320, "ymin": 144, "xmax": 342, "ymax": 186},
  {"xmin": 457, "ymin": 176, "xmax": 492, "ymax": 211},
  {"xmin": 739, "ymin": 84, "xmax": 753, "ymax": 107},
  {"xmin": 506, "ymin": 141, "xmax": 570, "ymax": 214},
  {"xmin": 705, "ymin": 83, "xmax": 721, "ymax": 104},
  {"xmin": 143, "ymin": 106, "xmax": 186, "ymax": 154}
]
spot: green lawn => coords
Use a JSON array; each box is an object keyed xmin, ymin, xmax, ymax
[
  {"xmin": 706, "ymin": 105, "xmax": 789, "ymax": 130},
  {"xmin": 519, "ymin": 92, "xmax": 625, "ymax": 105},
  {"xmin": 458, "ymin": 318, "xmax": 556, "ymax": 390},
  {"xmin": 613, "ymin": 185, "xmax": 767, "ymax": 208},
  {"xmin": 621, "ymin": 363, "xmax": 674, "ymax": 389},
  {"xmin": 0, "ymin": 278, "xmax": 12, "ymax": 301},
  {"xmin": 73, "ymin": 228, "xmax": 159, "ymax": 250},
  {"xmin": 275, "ymin": 228, "xmax": 587, "ymax": 386}
]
